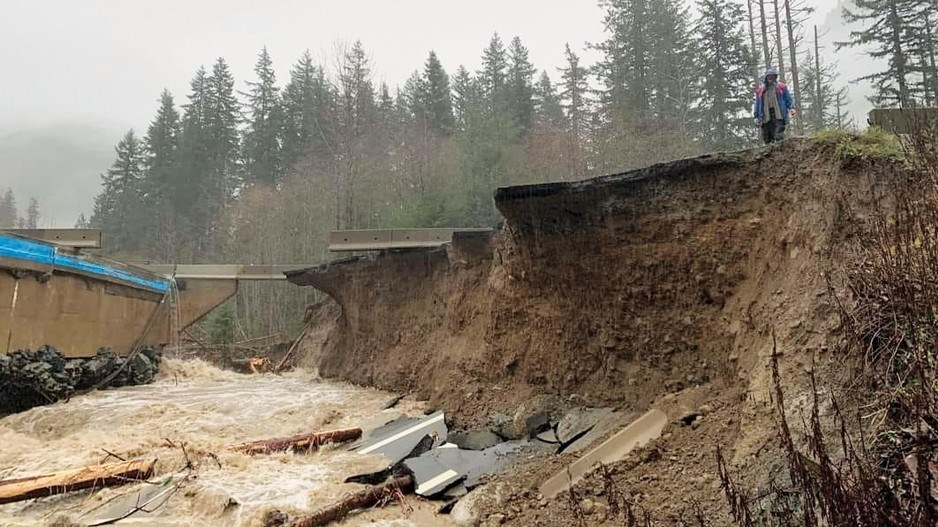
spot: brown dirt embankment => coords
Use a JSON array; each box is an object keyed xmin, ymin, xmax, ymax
[{"xmin": 287, "ymin": 138, "xmax": 899, "ymax": 521}]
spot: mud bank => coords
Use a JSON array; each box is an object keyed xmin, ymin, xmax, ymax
[{"xmin": 289, "ymin": 139, "xmax": 900, "ymax": 522}]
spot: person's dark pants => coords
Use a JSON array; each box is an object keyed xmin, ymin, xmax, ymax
[{"xmin": 762, "ymin": 119, "xmax": 787, "ymax": 144}]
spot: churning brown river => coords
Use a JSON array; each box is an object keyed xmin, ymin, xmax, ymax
[{"xmin": 0, "ymin": 360, "xmax": 454, "ymax": 527}]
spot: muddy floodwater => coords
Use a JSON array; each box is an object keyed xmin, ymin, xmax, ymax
[{"xmin": 0, "ymin": 359, "xmax": 455, "ymax": 527}]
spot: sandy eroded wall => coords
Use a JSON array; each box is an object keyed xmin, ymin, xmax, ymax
[{"xmin": 293, "ymin": 139, "xmax": 895, "ymax": 432}]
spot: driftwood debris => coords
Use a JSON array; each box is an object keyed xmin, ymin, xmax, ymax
[
  {"xmin": 0, "ymin": 459, "xmax": 157, "ymax": 505},
  {"xmin": 273, "ymin": 322, "xmax": 312, "ymax": 373},
  {"xmin": 269, "ymin": 475, "xmax": 415, "ymax": 527},
  {"xmin": 232, "ymin": 428, "xmax": 362, "ymax": 455}
]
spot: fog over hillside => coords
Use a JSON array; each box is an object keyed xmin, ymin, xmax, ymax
[
  {"xmin": 0, "ymin": 122, "xmax": 125, "ymax": 226},
  {"xmin": 820, "ymin": 0, "xmax": 876, "ymax": 123}
]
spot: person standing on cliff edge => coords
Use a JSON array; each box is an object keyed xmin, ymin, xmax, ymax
[{"xmin": 753, "ymin": 66, "xmax": 795, "ymax": 144}]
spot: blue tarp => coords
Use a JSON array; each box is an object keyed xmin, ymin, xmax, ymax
[{"xmin": 0, "ymin": 233, "xmax": 170, "ymax": 293}]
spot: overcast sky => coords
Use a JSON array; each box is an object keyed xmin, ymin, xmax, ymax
[{"xmin": 1, "ymin": 0, "xmax": 843, "ymax": 134}]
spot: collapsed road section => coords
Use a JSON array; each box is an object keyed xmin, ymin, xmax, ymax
[
  {"xmin": 286, "ymin": 137, "xmax": 909, "ymax": 523},
  {"xmin": 263, "ymin": 403, "xmax": 666, "ymax": 527}
]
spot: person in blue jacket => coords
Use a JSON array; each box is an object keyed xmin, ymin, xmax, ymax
[{"xmin": 753, "ymin": 66, "xmax": 795, "ymax": 144}]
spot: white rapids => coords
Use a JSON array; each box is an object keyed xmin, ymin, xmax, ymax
[{"xmin": 0, "ymin": 359, "xmax": 455, "ymax": 527}]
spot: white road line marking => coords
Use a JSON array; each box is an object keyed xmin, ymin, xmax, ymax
[
  {"xmin": 415, "ymin": 469, "xmax": 459, "ymax": 495},
  {"xmin": 359, "ymin": 413, "xmax": 445, "ymax": 455}
]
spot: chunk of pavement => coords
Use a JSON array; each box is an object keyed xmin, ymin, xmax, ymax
[
  {"xmin": 85, "ymin": 480, "xmax": 176, "ymax": 525},
  {"xmin": 556, "ymin": 407, "xmax": 602, "ymax": 443},
  {"xmin": 404, "ymin": 441, "xmax": 525, "ymax": 500},
  {"xmin": 556, "ymin": 407, "xmax": 618, "ymax": 454},
  {"xmin": 346, "ymin": 434, "xmax": 436, "ymax": 484},
  {"xmin": 540, "ymin": 409, "xmax": 669, "ymax": 499},
  {"xmin": 352, "ymin": 411, "xmax": 447, "ymax": 465},
  {"xmin": 450, "ymin": 430, "xmax": 502, "ymax": 451},
  {"xmin": 404, "ymin": 455, "xmax": 465, "ymax": 497},
  {"xmin": 535, "ymin": 428, "xmax": 559, "ymax": 444},
  {"xmin": 444, "ymin": 483, "xmax": 469, "ymax": 499}
]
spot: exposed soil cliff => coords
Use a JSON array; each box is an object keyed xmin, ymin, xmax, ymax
[{"xmin": 287, "ymin": 138, "xmax": 902, "ymax": 523}]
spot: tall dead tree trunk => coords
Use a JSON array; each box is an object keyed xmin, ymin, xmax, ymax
[
  {"xmin": 773, "ymin": 0, "xmax": 787, "ymax": 80},
  {"xmin": 759, "ymin": 0, "xmax": 772, "ymax": 68},
  {"xmin": 747, "ymin": 0, "xmax": 762, "ymax": 82},
  {"xmin": 925, "ymin": 23, "xmax": 938, "ymax": 105},
  {"xmin": 784, "ymin": 0, "xmax": 802, "ymax": 132},
  {"xmin": 814, "ymin": 26, "xmax": 825, "ymax": 130}
]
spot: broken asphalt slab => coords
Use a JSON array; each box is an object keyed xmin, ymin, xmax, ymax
[
  {"xmin": 83, "ymin": 479, "xmax": 177, "ymax": 525},
  {"xmin": 351, "ymin": 411, "xmax": 447, "ymax": 465},
  {"xmin": 348, "ymin": 410, "xmax": 526, "ymax": 499},
  {"xmin": 448, "ymin": 430, "xmax": 502, "ymax": 451},
  {"xmin": 405, "ymin": 441, "xmax": 525, "ymax": 497},
  {"xmin": 539, "ymin": 408, "xmax": 669, "ymax": 498}
]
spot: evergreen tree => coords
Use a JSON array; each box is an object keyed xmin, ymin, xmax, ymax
[
  {"xmin": 25, "ymin": 198, "xmax": 39, "ymax": 229},
  {"xmin": 91, "ymin": 130, "xmax": 147, "ymax": 252},
  {"xmin": 0, "ymin": 189, "xmax": 16, "ymax": 229},
  {"xmin": 177, "ymin": 66, "xmax": 211, "ymax": 225},
  {"xmin": 419, "ymin": 51, "xmax": 455, "ymax": 136},
  {"xmin": 559, "ymin": 44, "xmax": 591, "ymax": 140},
  {"xmin": 479, "ymin": 33, "xmax": 509, "ymax": 113},
  {"xmin": 205, "ymin": 58, "xmax": 241, "ymax": 190},
  {"xmin": 282, "ymin": 50, "xmax": 332, "ymax": 172},
  {"xmin": 199, "ymin": 58, "xmax": 242, "ymax": 257},
  {"xmin": 694, "ymin": 0, "xmax": 755, "ymax": 150},
  {"xmin": 334, "ymin": 40, "xmax": 378, "ymax": 228},
  {"xmin": 143, "ymin": 90, "xmax": 181, "ymax": 210},
  {"xmin": 594, "ymin": 0, "xmax": 653, "ymax": 128},
  {"xmin": 403, "ymin": 70, "xmax": 426, "ymax": 122},
  {"xmin": 507, "ymin": 37, "xmax": 536, "ymax": 134},
  {"xmin": 376, "ymin": 81, "xmax": 402, "ymax": 138},
  {"xmin": 243, "ymin": 47, "xmax": 282, "ymax": 186},
  {"xmin": 534, "ymin": 71, "xmax": 564, "ymax": 128},
  {"xmin": 452, "ymin": 65, "xmax": 477, "ymax": 131},
  {"xmin": 909, "ymin": 5, "xmax": 937, "ymax": 105},
  {"xmin": 648, "ymin": 0, "xmax": 695, "ymax": 137},
  {"xmin": 140, "ymin": 89, "xmax": 183, "ymax": 258},
  {"xmin": 838, "ymin": 0, "xmax": 920, "ymax": 107}
]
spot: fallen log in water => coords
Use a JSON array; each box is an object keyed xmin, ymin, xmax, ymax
[
  {"xmin": 0, "ymin": 458, "xmax": 157, "ymax": 505},
  {"xmin": 267, "ymin": 475, "xmax": 415, "ymax": 527},
  {"xmin": 232, "ymin": 427, "xmax": 362, "ymax": 455}
]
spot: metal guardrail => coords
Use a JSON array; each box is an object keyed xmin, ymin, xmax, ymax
[
  {"xmin": 869, "ymin": 108, "xmax": 938, "ymax": 134},
  {"xmin": 328, "ymin": 228, "xmax": 493, "ymax": 252},
  {"xmin": 2, "ymin": 229, "xmax": 103, "ymax": 248},
  {"xmin": 133, "ymin": 264, "xmax": 303, "ymax": 281}
]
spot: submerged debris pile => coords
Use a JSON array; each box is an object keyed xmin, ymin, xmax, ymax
[{"xmin": 0, "ymin": 346, "xmax": 162, "ymax": 414}]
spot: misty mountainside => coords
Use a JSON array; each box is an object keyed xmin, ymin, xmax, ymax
[{"xmin": 0, "ymin": 123, "xmax": 119, "ymax": 227}]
